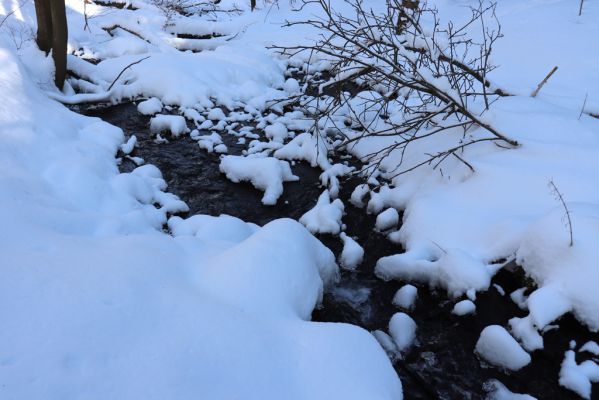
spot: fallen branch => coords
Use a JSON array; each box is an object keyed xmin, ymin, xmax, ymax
[
  {"xmin": 531, "ymin": 66, "xmax": 558, "ymax": 98},
  {"xmin": 107, "ymin": 55, "xmax": 151, "ymax": 90}
]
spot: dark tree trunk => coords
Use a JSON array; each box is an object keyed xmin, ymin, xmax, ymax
[
  {"xmin": 49, "ymin": 0, "xmax": 68, "ymax": 89},
  {"xmin": 34, "ymin": 0, "xmax": 68, "ymax": 89},
  {"xmin": 34, "ymin": 0, "xmax": 53, "ymax": 53}
]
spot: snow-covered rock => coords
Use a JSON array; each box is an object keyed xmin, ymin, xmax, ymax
[
  {"xmin": 452, "ymin": 299, "xmax": 475, "ymax": 316},
  {"xmin": 392, "ymin": 285, "xmax": 418, "ymax": 310},
  {"xmin": 375, "ymin": 208, "xmax": 399, "ymax": 231},
  {"xmin": 388, "ymin": 312, "xmax": 417, "ymax": 352},
  {"xmin": 299, "ymin": 190, "xmax": 344, "ymax": 234},
  {"xmin": 475, "ymin": 325, "xmax": 531, "ymax": 371},
  {"xmin": 219, "ymin": 155, "xmax": 298, "ymax": 205},
  {"xmin": 559, "ymin": 349, "xmax": 599, "ymax": 399},
  {"xmin": 339, "ymin": 232, "xmax": 364, "ymax": 270},
  {"xmin": 150, "ymin": 114, "xmax": 189, "ymax": 137},
  {"xmin": 137, "ymin": 97, "xmax": 163, "ymax": 115}
]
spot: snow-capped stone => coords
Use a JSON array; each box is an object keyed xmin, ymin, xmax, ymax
[{"xmin": 475, "ymin": 325, "xmax": 531, "ymax": 371}]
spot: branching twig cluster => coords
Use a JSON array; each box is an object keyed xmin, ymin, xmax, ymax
[{"xmin": 277, "ymin": 0, "xmax": 518, "ymax": 179}]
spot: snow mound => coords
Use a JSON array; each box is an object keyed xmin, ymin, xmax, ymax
[
  {"xmin": 299, "ymin": 190, "xmax": 345, "ymax": 234},
  {"xmin": 559, "ymin": 349, "xmax": 599, "ymax": 399},
  {"xmin": 339, "ymin": 232, "xmax": 364, "ymax": 270},
  {"xmin": 388, "ymin": 312, "xmax": 417, "ymax": 352},
  {"xmin": 375, "ymin": 208, "xmax": 399, "ymax": 231},
  {"xmin": 377, "ymin": 248, "xmax": 497, "ymax": 298},
  {"xmin": 452, "ymin": 300, "xmax": 476, "ymax": 316},
  {"xmin": 392, "ymin": 285, "xmax": 418, "ymax": 310},
  {"xmin": 219, "ymin": 155, "xmax": 298, "ymax": 205},
  {"xmin": 137, "ymin": 97, "xmax": 163, "ymax": 115},
  {"xmin": 475, "ymin": 325, "xmax": 531, "ymax": 371},
  {"xmin": 150, "ymin": 114, "xmax": 189, "ymax": 137}
]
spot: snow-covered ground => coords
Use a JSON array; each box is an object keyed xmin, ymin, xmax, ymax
[{"xmin": 1, "ymin": 0, "xmax": 599, "ymax": 397}]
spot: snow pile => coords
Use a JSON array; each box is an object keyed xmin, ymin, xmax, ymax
[
  {"xmin": 300, "ymin": 190, "xmax": 345, "ymax": 234},
  {"xmin": 375, "ymin": 208, "xmax": 400, "ymax": 231},
  {"xmin": 339, "ymin": 232, "xmax": 364, "ymax": 270},
  {"xmin": 452, "ymin": 300, "xmax": 476, "ymax": 316},
  {"xmin": 475, "ymin": 326, "xmax": 531, "ymax": 371},
  {"xmin": 559, "ymin": 348, "xmax": 599, "ymax": 399},
  {"xmin": 392, "ymin": 285, "xmax": 418, "ymax": 310},
  {"xmin": 219, "ymin": 155, "xmax": 298, "ymax": 205},
  {"xmin": 388, "ymin": 312, "xmax": 417, "ymax": 352},
  {"xmin": 0, "ymin": 41, "xmax": 403, "ymax": 400},
  {"xmin": 274, "ymin": 132, "xmax": 332, "ymax": 170},
  {"xmin": 150, "ymin": 114, "xmax": 189, "ymax": 137},
  {"xmin": 377, "ymin": 248, "xmax": 498, "ymax": 298},
  {"xmin": 137, "ymin": 97, "xmax": 163, "ymax": 115}
]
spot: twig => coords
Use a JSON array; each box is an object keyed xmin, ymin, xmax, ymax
[
  {"xmin": 531, "ymin": 66, "xmax": 558, "ymax": 98},
  {"xmin": 579, "ymin": 0, "xmax": 584, "ymax": 16},
  {"xmin": 578, "ymin": 93, "xmax": 588, "ymax": 120},
  {"xmin": 548, "ymin": 179, "xmax": 573, "ymax": 247},
  {"xmin": 0, "ymin": 0, "xmax": 28, "ymax": 29},
  {"xmin": 107, "ymin": 56, "xmax": 151, "ymax": 91}
]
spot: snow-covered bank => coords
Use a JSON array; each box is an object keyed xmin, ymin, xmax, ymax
[{"xmin": 0, "ymin": 41, "xmax": 402, "ymax": 399}]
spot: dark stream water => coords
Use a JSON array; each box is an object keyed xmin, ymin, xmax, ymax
[{"xmin": 81, "ymin": 103, "xmax": 598, "ymax": 400}]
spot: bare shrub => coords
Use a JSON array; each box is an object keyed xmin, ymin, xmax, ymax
[{"xmin": 278, "ymin": 0, "xmax": 518, "ymax": 179}]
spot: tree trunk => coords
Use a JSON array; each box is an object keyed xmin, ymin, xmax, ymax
[
  {"xmin": 34, "ymin": 0, "xmax": 53, "ymax": 53},
  {"xmin": 49, "ymin": 0, "xmax": 68, "ymax": 89}
]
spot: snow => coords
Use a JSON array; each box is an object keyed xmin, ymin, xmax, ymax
[
  {"xmin": 392, "ymin": 285, "xmax": 418, "ymax": 311},
  {"xmin": 149, "ymin": 114, "xmax": 189, "ymax": 137},
  {"xmin": 475, "ymin": 325, "xmax": 531, "ymax": 371},
  {"xmin": 299, "ymin": 190, "xmax": 345, "ymax": 235},
  {"xmin": 375, "ymin": 208, "xmax": 400, "ymax": 231},
  {"xmin": 264, "ymin": 122, "xmax": 289, "ymax": 143},
  {"xmin": 0, "ymin": 37, "xmax": 403, "ymax": 400},
  {"xmin": 137, "ymin": 97, "xmax": 163, "ymax": 115},
  {"xmin": 509, "ymin": 316, "xmax": 543, "ymax": 352},
  {"xmin": 452, "ymin": 300, "xmax": 476, "ymax": 316},
  {"xmin": 388, "ymin": 312, "xmax": 417, "ymax": 352},
  {"xmin": 377, "ymin": 248, "xmax": 498, "ymax": 298},
  {"xmin": 350, "ymin": 184, "xmax": 370, "ymax": 208},
  {"xmin": 207, "ymin": 107, "xmax": 226, "ymax": 121},
  {"xmin": 580, "ymin": 341, "xmax": 599, "ymax": 356},
  {"xmin": 339, "ymin": 232, "xmax": 364, "ymax": 270},
  {"xmin": 219, "ymin": 155, "xmax": 298, "ymax": 205},
  {"xmin": 559, "ymin": 349, "xmax": 599, "ymax": 399},
  {"xmin": 485, "ymin": 380, "xmax": 537, "ymax": 400},
  {"xmin": 120, "ymin": 135, "xmax": 137, "ymax": 154}
]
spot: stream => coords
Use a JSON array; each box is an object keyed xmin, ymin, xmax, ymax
[{"xmin": 80, "ymin": 103, "xmax": 597, "ymax": 400}]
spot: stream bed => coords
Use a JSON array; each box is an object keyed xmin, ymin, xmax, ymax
[{"xmin": 81, "ymin": 103, "xmax": 597, "ymax": 400}]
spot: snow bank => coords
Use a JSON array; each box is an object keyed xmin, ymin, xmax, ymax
[
  {"xmin": 219, "ymin": 155, "xmax": 298, "ymax": 205},
  {"xmin": 475, "ymin": 325, "xmax": 531, "ymax": 371}
]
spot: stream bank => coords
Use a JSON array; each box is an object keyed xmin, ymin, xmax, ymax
[{"xmin": 80, "ymin": 103, "xmax": 597, "ymax": 400}]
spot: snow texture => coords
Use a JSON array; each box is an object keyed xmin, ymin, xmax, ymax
[{"xmin": 559, "ymin": 349, "xmax": 599, "ymax": 399}]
